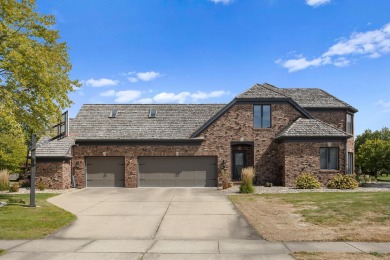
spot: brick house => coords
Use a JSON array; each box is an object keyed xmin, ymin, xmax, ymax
[{"xmin": 35, "ymin": 83, "xmax": 357, "ymax": 189}]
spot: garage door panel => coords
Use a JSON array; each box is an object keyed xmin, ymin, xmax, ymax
[
  {"xmin": 87, "ymin": 157, "xmax": 125, "ymax": 187},
  {"xmin": 87, "ymin": 179, "xmax": 106, "ymax": 187},
  {"xmin": 138, "ymin": 157, "xmax": 217, "ymax": 187}
]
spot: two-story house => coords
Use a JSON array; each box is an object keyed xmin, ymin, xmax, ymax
[{"xmin": 35, "ymin": 83, "xmax": 357, "ymax": 189}]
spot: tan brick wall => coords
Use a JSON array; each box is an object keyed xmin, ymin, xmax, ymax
[
  {"xmin": 36, "ymin": 159, "xmax": 71, "ymax": 189},
  {"xmin": 282, "ymin": 141, "xmax": 346, "ymax": 186}
]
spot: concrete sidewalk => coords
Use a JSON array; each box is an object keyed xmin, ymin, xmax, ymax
[{"xmin": 1, "ymin": 239, "xmax": 390, "ymax": 259}]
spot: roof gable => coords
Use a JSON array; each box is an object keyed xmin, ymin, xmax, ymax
[{"xmin": 236, "ymin": 84, "xmax": 288, "ymax": 99}]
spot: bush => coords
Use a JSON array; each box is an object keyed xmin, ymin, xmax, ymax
[
  {"xmin": 9, "ymin": 183, "xmax": 19, "ymax": 192},
  {"xmin": 19, "ymin": 179, "xmax": 30, "ymax": 188},
  {"xmin": 0, "ymin": 169, "xmax": 10, "ymax": 191},
  {"xmin": 240, "ymin": 167, "xmax": 255, "ymax": 193},
  {"xmin": 36, "ymin": 182, "xmax": 47, "ymax": 191},
  {"xmin": 327, "ymin": 174, "xmax": 359, "ymax": 189},
  {"xmin": 295, "ymin": 172, "xmax": 321, "ymax": 189}
]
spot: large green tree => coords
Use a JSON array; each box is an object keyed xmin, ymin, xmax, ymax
[
  {"xmin": 356, "ymin": 139, "xmax": 390, "ymax": 176},
  {"xmin": 355, "ymin": 127, "xmax": 390, "ymax": 153},
  {"xmin": 0, "ymin": 0, "xmax": 78, "ymax": 131},
  {"xmin": 0, "ymin": 0, "xmax": 78, "ymax": 170},
  {"xmin": 355, "ymin": 127, "xmax": 390, "ymax": 175}
]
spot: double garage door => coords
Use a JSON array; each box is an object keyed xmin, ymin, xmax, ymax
[{"xmin": 86, "ymin": 156, "xmax": 217, "ymax": 187}]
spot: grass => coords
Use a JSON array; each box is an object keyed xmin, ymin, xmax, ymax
[
  {"xmin": 275, "ymin": 192, "xmax": 390, "ymax": 226},
  {"xmin": 230, "ymin": 192, "xmax": 390, "ymax": 241},
  {"xmin": 0, "ymin": 170, "xmax": 9, "ymax": 191},
  {"xmin": 0, "ymin": 193, "xmax": 76, "ymax": 239},
  {"xmin": 0, "ymin": 249, "xmax": 5, "ymax": 255},
  {"xmin": 378, "ymin": 175, "xmax": 390, "ymax": 182},
  {"xmin": 292, "ymin": 252, "xmax": 390, "ymax": 260}
]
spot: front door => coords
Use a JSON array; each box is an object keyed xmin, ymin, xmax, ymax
[{"xmin": 232, "ymin": 151, "xmax": 246, "ymax": 180}]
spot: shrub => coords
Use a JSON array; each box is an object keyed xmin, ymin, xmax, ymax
[
  {"xmin": 9, "ymin": 183, "xmax": 19, "ymax": 192},
  {"xmin": 19, "ymin": 179, "xmax": 30, "ymax": 188},
  {"xmin": 36, "ymin": 182, "xmax": 47, "ymax": 191},
  {"xmin": 327, "ymin": 174, "xmax": 359, "ymax": 189},
  {"xmin": 295, "ymin": 172, "xmax": 321, "ymax": 189},
  {"xmin": 240, "ymin": 167, "xmax": 255, "ymax": 193},
  {"xmin": 0, "ymin": 169, "xmax": 10, "ymax": 191}
]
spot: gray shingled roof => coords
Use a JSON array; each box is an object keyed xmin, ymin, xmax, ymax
[
  {"xmin": 71, "ymin": 104, "xmax": 226, "ymax": 140},
  {"xmin": 278, "ymin": 88, "xmax": 357, "ymax": 111},
  {"xmin": 35, "ymin": 136, "xmax": 74, "ymax": 158},
  {"xmin": 237, "ymin": 83, "xmax": 357, "ymax": 111},
  {"xmin": 236, "ymin": 84, "xmax": 288, "ymax": 99},
  {"xmin": 277, "ymin": 118, "xmax": 351, "ymax": 139}
]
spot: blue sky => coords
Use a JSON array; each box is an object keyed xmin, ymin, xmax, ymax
[{"xmin": 36, "ymin": 0, "xmax": 390, "ymax": 135}]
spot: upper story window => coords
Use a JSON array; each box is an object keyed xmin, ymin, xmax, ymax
[
  {"xmin": 254, "ymin": 105, "xmax": 271, "ymax": 128},
  {"xmin": 320, "ymin": 147, "xmax": 339, "ymax": 170},
  {"xmin": 346, "ymin": 113, "xmax": 353, "ymax": 134}
]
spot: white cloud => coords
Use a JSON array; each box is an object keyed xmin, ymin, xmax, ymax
[
  {"xmin": 376, "ymin": 100, "xmax": 390, "ymax": 113},
  {"xmin": 136, "ymin": 71, "xmax": 161, "ymax": 81},
  {"xmin": 209, "ymin": 0, "xmax": 234, "ymax": 4},
  {"xmin": 85, "ymin": 78, "xmax": 119, "ymax": 87},
  {"xmin": 114, "ymin": 90, "xmax": 142, "ymax": 103},
  {"xmin": 333, "ymin": 57, "xmax": 351, "ymax": 67},
  {"xmin": 150, "ymin": 90, "xmax": 230, "ymax": 104},
  {"xmin": 153, "ymin": 92, "xmax": 191, "ymax": 104},
  {"xmin": 128, "ymin": 77, "xmax": 138, "ymax": 83},
  {"xmin": 282, "ymin": 57, "xmax": 327, "ymax": 72},
  {"xmin": 137, "ymin": 98, "xmax": 153, "ymax": 104},
  {"xmin": 100, "ymin": 90, "xmax": 116, "ymax": 97},
  {"xmin": 279, "ymin": 23, "xmax": 390, "ymax": 72},
  {"xmin": 306, "ymin": 0, "xmax": 331, "ymax": 7},
  {"xmin": 191, "ymin": 90, "xmax": 230, "ymax": 101}
]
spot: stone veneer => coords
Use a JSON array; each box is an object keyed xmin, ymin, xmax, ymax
[{"xmin": 36, "ymin": 159, "xmax": 71, "ymax": 189}]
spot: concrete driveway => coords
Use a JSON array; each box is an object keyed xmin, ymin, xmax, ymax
[{"xmin": 48, "ymin": 188, "xmax": 260, "ymax": 240}]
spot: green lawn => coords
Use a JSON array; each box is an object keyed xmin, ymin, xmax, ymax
[
  {"xmin": 0, "ymin": 194, "xmax": 76, "ymax": 239},
  {"xmin": 273, "ymin": 192, "xmax": 390, "ymax": 226},
  {"xmin": 378, "ymin": 175, "xmax": 390, "ymax": 182}
]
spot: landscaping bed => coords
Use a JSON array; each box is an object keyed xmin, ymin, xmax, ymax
[
  {"xmin": 0, "ymin": 193, "xmax": 76, "ymax": 239},
  {"xmin": 229, "ymin": 192, "xmax": 390, "ymax": 242}
]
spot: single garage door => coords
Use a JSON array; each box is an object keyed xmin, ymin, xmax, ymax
[
  {"xmin": 86, "ymin": 157, "xmax": 125, "ymax": 187},
  {"xmin": 138, "ymin": 156, "xmax": 217, "ymax": 187}
]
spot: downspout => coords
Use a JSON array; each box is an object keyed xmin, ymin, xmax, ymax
[
  {"xmin": 344, "ymin": 138, "xmax": 348, "ymax": 175},
  {"xmin": 70, "ymin": 145, "xmax": 75, "ymax": 188}
]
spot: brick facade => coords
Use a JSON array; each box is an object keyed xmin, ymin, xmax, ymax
[
  {"xmin": 71, "ymin": 102, "xmax": 305, "ymax": 188},
  {"xmin": 281, "ymin": 141, "xmax": 346, "ymax": 186},
  {"xmin": 38, "ymin": 101, "xmax": 356, "ymax": 189},
  {"xmin": 36, "ymin": 159, "xmax": 71, "ymax": 189}
]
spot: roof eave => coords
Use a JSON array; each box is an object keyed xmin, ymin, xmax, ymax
[
  {"xmin": 304, "ymin": 106, "xmax": 358, "ymax": 113},
  {"xmin": 276, "ymin": 135, "xmax": 350, "ymax": 141},
  {"xmin": 75, "ymin": 138, "xmax": 205, "ymax": 144}
]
